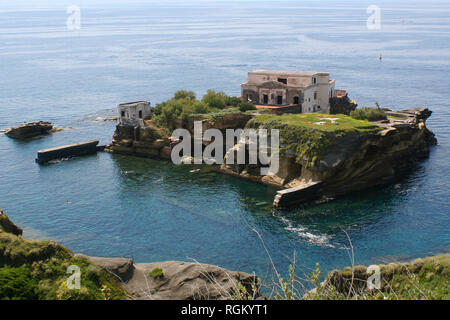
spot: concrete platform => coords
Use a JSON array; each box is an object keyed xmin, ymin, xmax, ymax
[
  {"xmin": 273, "ymin": 180, "xmax": 323, "ymax": 207},
  {"xmin": 36, "ymin": 140, "xmax": 99, "ymax": 163}
]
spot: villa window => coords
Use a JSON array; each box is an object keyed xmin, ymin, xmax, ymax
[
  {"xmin": 139, "ymin": 110, "xmax": 143, "ymax": 118},
  {"xmin": 314, "ymin": 92, "xmax": 317, "ymax": 100},
  {"xmin": 277, "ymin": 95, "xmax": 283, "ymax": 105},
  {"xmin": 121, "ymin": 111, "xmax": 125, "ymax": 117},
  {"xmin": 313, "ymin": 77, "xmax": 316, "ymax": 84},
  {"xmin": 277, "ymin": 78, "xmax": 287, "ymax": 84},
  {"xmin": 293, "ymin": 96, "xmax": 299, "ymax": 104},
  {"xmin": 263, "ymin": 94, "xmax": 268, "ymax": 104}
]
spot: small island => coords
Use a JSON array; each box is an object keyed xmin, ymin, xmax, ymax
[{"xmin": 105, "ymin": 70, "xmax": 437, "ymax": 207}]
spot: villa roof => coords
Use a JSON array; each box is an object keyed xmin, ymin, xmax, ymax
[
  {"xmin": 249, "ymin": 70, "xmax": 329, "ymax": 77},
  {"xmin": 118, "ymin": 101, "xmax": 149, "ymax": 107}
]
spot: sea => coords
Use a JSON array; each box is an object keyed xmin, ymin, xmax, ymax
[{"xmin": 0, "ymin": 0, "xmax": 449, "ymax": 285}]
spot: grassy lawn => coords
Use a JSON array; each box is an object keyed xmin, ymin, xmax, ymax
[{"xmin": 253, "ymin": 113, "xmax": 381, "ymax": 133}]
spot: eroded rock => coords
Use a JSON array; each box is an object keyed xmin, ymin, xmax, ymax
[{"xmin": 4, "ymin": 121, "xmax": 54, "ymax": 139}]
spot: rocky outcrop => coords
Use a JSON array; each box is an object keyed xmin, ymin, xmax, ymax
[
  {"xmin": 105, "ymin": 112, "xmax": 253, "ymax": 160},
  {"xmin": 63, "ymin": 255, "xmax": 259, "ymax": 300},
  {"xmin": 107, "ymin": 107, "xmax": 436, "ymax": 206},
  {"xmin": 306, "ymin": 254, "xmax": 450, "ymax": 299},
  {"xmin": 117, "ymin": 261, "xmax": 257, "ymax": 300},
  {"xmin": 104, "ymin": 124, "xmax": 172, "ymax": 159},
  {"xmin": 0, "ymin": 210, "xmax": 23, "ymax": 236},
  {"xmin": 78, "ymin": 253, "xmax": 259, "ymax": 300},
  {"xmin": 221, "ymin": 107, "xmax": 436, "ymax": 204},
  {"xmin": 4, "ymin": 121, "xmax": 56, "ymax": 139},
  {"xmin": 74, "ymin": 254, "xmax": 135, "ymax": 282}
]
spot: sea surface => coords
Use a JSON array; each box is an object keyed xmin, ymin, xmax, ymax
[{"xmin": 1, "ymin": 0, "xmax": 449, "ymax": 285}]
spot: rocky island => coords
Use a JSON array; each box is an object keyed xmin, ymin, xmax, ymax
[{"xmin": 104, "ymin": 87, "xmax": 436, "ymax": 206}]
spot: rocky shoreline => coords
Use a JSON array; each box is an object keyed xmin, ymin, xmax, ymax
[
  {"xmin": 2, "ymin": 209, "xmax": 448, "ymax": 300},
  {"xmin": 0, "ymin": 210, "xmax": 258, "ymax": 300}
]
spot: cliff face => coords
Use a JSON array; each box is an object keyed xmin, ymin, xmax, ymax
[
  {"xmin": 104, "ymin": 124, "xmax": 172, "ymax": 159},
  {"xmin": 221, "ymin": 108, "xmax": 436, "ymax": 198},
  {"xmin": 105, "ymin": 112, "xmax": 253, "ymax": 159},
  {"xmin": 107, "ymin": 108, "xmax": 436, "ymax": 202}
]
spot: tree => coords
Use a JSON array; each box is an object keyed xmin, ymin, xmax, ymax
[{"xmin": 173, "ymin": 90, "xmax": 196, "ymax": 101}]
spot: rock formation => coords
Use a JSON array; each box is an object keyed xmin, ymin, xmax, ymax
[
  {"xmin": 107, "ymin": 107, "xmax": 436, "ymax": 206},
  {"xmin": 4, "ymin": 121, "xmax": 55, "ymax": 139},
  {"xmin": 221, "ymin": 107, "xmax": 436, "ymax": 202},
  {"xmin": 79, "ymin": 256, "xmax": 259, "ymax": 300},
  {"xmin": 0, "ymin": 210, "xmax": 23, "ymax": 236}
]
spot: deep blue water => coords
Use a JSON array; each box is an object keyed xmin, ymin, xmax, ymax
[{"xmin": 1, "ymin": 0, "xmax": 449, "ymax": 283}]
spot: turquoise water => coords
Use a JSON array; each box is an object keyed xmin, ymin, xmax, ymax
[{"xmin": 0, "ymin": 0, "xmax": 449, "ymax": 282}]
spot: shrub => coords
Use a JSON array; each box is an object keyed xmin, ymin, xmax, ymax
[
  {"xmin": 238, "ymin": 102, "xmax": 257, "ymax": 112},
  {"xmin": 149, "ymin": 267, "xmax": 164, "ymax": 279},
  {"xmin": 201, "ymin": 90, "xmax": 227, "ymax": 109},
  {"xmin": 181, "ymin": 100, "xmax": 210, "ymax": 117},
  {"xmin": 226, "ymin": 96, "xmax": 242, "ymax": 107},
  {"xmin": 350, "ymin": 107, "xmax": 387, "ymax": 121},
  {"xmin": 0, "ymin": 266, "xmax": 38, "ymax": 300},
  {"xmin": 173, "ymin": 90, "xmax": 196, "ymax": 101}
]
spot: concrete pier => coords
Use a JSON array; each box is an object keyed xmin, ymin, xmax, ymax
[
  {"xmin": 273, "ymin": 181, "xmax": 323, "ymax": 207},
  {"xmin": 36, "ymin": 140, "xmax": 99, "ymax": 163}
]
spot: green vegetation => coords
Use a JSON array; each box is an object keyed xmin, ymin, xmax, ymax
[
  {"xmin": 249, "ymin": 113, "xmax": 380, "ymax": 162},
  {"xmin": 0, "ymin": 231, "xmax": 127, "ymax": 300},
  {"xmin": 151, "ymin": 89, "xmax": 255, "ymax": 131},
  {"xmin": 305, "ymin": 254, "xmax": 450, "ymax": 300},
  {"xmin": 253, "ymin": 113, "xmax": 380, "ymax": 133},
  {"xmin": 238, "ymin": 102, "xmax": 257, "ymax": 112},
  {"xmin": 233, "ymin": 254, "xmax": 450, "ymax": 300},
  {"xmin": 0, "ymin": 266, "xmax": 38, "ymax": 300},
  {"xmin": 350, "ymin": 107, "xmax": 387, "ymax": 122},
  {"xmin": 141, "ymin": 125, "xmax": 165, "ymax": 140},
  {"xmin": 149, "ymin": 267, "xmax": 164, "ymax": 279}
]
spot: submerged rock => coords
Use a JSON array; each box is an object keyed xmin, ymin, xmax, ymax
[{"xmin": 4, "ymin": 121, "xmax": 55, "ymax": 139}]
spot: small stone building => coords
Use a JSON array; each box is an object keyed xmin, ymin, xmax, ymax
[
  {"xmin": 117, "ymin": 101, "xmax": 151, "ymax": 127},
  {"xmin": 241, "ymin": 70, "xmax": 339, "ymax": 114}
]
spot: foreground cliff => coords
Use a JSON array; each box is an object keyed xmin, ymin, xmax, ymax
[
  {"xmin": 305, "ymin": 254, "xmax": 450, "ymax": 300},
  {"xmin": 0, "ymin": 210, "xmax": 258, "ymax": 300}
]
